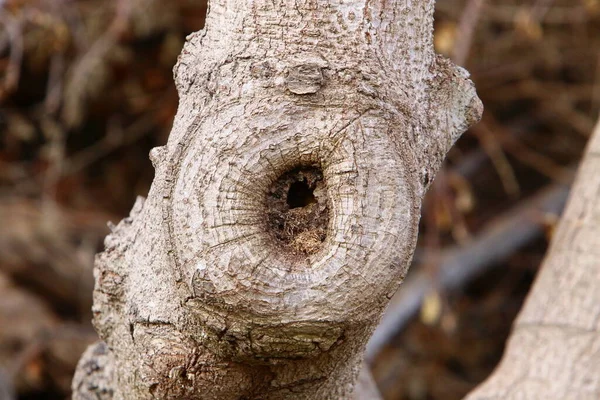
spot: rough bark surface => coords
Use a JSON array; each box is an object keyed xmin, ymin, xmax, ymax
[
  {"xmin": 466, "ymin": 120, "xmax": 600, "ymax": 400},
  {"xmin": 72, "ymin": 1, "xmax": 481, "ymax": 399}
]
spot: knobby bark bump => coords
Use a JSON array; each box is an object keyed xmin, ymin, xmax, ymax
[{"xmin": 72, "ymin": 1, "xmax": 482, "ymax": 398}]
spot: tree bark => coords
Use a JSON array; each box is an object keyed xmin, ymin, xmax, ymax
[
  {"xmin": 72, "ymin": 1, "xmax": 482, "ymax": 398},
  {"xmin": 466, "ymin": 120, "xmax": 600, "ymax": 400}
]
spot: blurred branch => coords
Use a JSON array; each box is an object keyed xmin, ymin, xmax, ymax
[
  {"xmin": 0, "ymin": 11, "xmax": 23, "ymax": 100},
  {"xmin": 44, "ymin": 53, "xmax": 66, "ymax": 115},
  {"xmin": 0, "ymin": 367, "xmax": 15, "ymax": 400},
  {"xmin": 538, "ymin": 98, "xmax": 597, "ymax": 138},
  {"xmin": 64, "ymin": 112, "xmax": 157, "ymax": 175},
  {"xmin": 477, "ymin": 114, "xmax": 573, "ymax": 183},
  {"xmin": 438, "ymin": 3, "xmax": 588, "ymax": 25},
  {"xmin": 0, "ymin": 198, "xmax": 112, "ymax": 316},
  {"xmin": 471, "ymin": 124, "xmax": 520, "ymax": 197},
  {"xmin": 8, "ymin": 323, "xmax": 97, "ymax": 394},
  {"xmin": 593, "ymin": 53, "xmax": 600, "ymax": 114},
  {"xmin": 356, "ymin": 366, "xmax": 383, "ymax": 400},
  {"xmin": 62, "ymin": 0, "xmax": 132, "ymax": 128},
  {"xmin": 530, "ymin": 0, "xmax": 556, "ymax": 21},
  {"xmin": 452, "ymin": 0, "xmax": 486, "ymax": 65},
  {"xmin": 40, "ymin": 117, "xmax": 67, "ymax": 203}
]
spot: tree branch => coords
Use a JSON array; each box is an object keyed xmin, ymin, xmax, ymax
[
  {"xmin": 366, "ymin": 173, "xmax": 573, "ymax": 361},
  {"xmin": 466, "ymin": 119, "xmax": 600, "ymax": 399}
]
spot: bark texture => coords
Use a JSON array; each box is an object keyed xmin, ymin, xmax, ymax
[
  {"xmin": 466, "ymin": 120, "xmax": 600, "ymax": 400},
  {"xmin": 72, "ymin": 1, "xmax": 481, "ymax": 399}
]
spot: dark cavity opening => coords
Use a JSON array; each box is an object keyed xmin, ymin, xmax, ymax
[
  {"xmin": 287, "ymin": 180, "xmax": 317, "ymax": 209},
  {"xmin": 266, "ymin": 167, "xmax": 329, "ymax": 256}
]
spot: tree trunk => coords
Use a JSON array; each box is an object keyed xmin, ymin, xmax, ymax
[
  {"xmin": 466, "ymin": 119, "xmax": 600, "ymax": 400},
  {"xmin": 72, "ymin": 1, "xmax": 482, "ymax": 398}
]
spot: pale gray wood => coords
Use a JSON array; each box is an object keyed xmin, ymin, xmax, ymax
[
  {"xmin": 466, "ymin": 120, "xmax": 600, "ymax": 399},
  {"xmin": 355, "ymin": 366, "xmax": 383, "ymax": 400},
  {"xmin": 72, "ymin": 1, "xmax": 481, "ymax": 398}
]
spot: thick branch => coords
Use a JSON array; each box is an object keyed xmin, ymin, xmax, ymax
[
  {"xmin": 466, "ymin": 120, "xmax": 600, "ymax": 399},
  {"xmin": 366, "ymin": 175, "xmax": 573, "ymax": 361}
]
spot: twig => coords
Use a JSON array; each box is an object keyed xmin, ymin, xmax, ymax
[
  {"xmin": 355, "ymin": 365, "xmax": 383, "ymax": 400},
  {"xmin": 366, "ymin": 171, "xmax": 575, "ymax": 361},
  {"xmin": 470, "ymin": 125, "xmax": 521, "ymax": 197},
  {"xmin": 0, "ymin": 367, "xmax": 15, "ymax": 400},
  {"xmin": 530, "ymin": 0, "xmax": 557, "ymax": 22},
  {"xmin": 592, "ymin": 53, "xmax": 600, "ymax": 115},
  {"xmin": 0, "ymin": 11, "xmax": 23, "ymax": 99},
  {"xmin": 479, "ymin": 114, "xmax": 574, "ymax": 183},
  {"xmin": 64, "ymin": 113, "xmax": 157, "ymax": 175},
  {"xmin": 61, "ymin": 0, "xmax": 132, "ymax": 127},
  {"xmin": 44, "ymin": 53, "xmax": 65, "ymax": 115},
  {"xmin": 0, "ymin": 198, "xmax": 111, "ymax": 314},
  {"xmin": 453, "ymin": 0, "xmax": 486, "ymax": 65}
]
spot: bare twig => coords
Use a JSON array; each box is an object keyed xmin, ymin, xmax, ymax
[
  {"xmin": 592, "ymin": 53, "xmax": 600, "ymax": 115},
  {"xmin": 45, "ymin": 53, "xmax": 65, "ymax": 115},
  {"xmin": 453, "ymin": 0, "xmax": 486, "ymax": 65},
  {"xmin": 356, "ymin": 365, "xmax": 383, "ymax": 400},
  {"xmin": 0, "ymin": 11, "xmax": 23, "ymax": 99},
  {"xmin": 0, "ymin": 367, "xmax": 15, "ymax": 400},
  {"xmin": 64, "ymin": 112, "xmax": 157, "ymax": 175},
  {"xmin": 0, "ymin": 198, "xmax": 111, "ymax": 314},
  {"xmin": 61, "ymin": 0, "xmax": 132, "ymax": 127},
  {"xmin": 530, "ymin": 0, "xmax": 556, "ymax": 22},
  {"xmin": 479, "ymin": 114, "xmax": 574, "ymax": 183},
  {"xmin": 470, "ymin": 125, "xmax": 521, "ymax": 197}
]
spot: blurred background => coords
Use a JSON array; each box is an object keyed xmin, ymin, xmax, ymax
[{"xmin": 0, "ymin": 0, "xmax": 598, "ymax": 399}]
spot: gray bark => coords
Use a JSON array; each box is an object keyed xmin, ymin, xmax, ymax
[
  {"xmin": 72, "ymin": 1, "xmax": 481, "ymax": 398},
  {"xmin": 466, "ymin": 120, "xmax": 600, "ymax": 400}
]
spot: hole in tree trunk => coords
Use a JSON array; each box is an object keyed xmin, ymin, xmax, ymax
[
  {"xmin": 287, "ymin": 181, "xmax": 317, "ymax": 209},
  {"xmin": 266, "ymin": 167, "xmax": 329, "ymax": 256}
]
